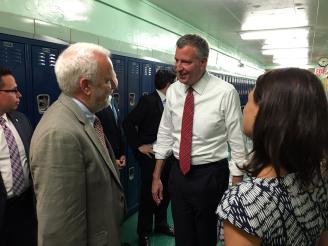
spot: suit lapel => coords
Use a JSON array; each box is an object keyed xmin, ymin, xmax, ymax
[
  {"xmin": 154, "ymin": 91, "xmax": 164, "ymax": 113},
  {"xmin": 84, "ymin": 123, "xmax": 121, "ymax": 184},
  {"xmin": 59, "ymin": 94, "xmax": 122, "ymax": 188},
  {"xmin": 7, "ymin": 113, "xmax": 29, "ymax": 157},
  {"xmin": 107, "ymin": 106, "xmax": 118, "ymax": 126}
]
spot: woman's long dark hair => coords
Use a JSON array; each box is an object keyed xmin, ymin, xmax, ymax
[{"xmin": 244, "ymin": 68, "xmax": 328, "ymax": 187}]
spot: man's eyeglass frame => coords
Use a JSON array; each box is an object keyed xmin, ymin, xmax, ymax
[{"xmin": 0, "ymin": 89, "xmax": 20, "ymax": 94}]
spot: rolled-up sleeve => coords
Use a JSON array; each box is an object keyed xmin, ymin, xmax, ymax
[
  {"xmin": 224, "ymin": 89, "xmax": 247, "ymax": 176},
  {"xmin": 154, "ymin": 97, "xmax": 174, "ymax": 160}
]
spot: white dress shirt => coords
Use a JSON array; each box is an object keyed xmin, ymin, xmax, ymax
[
  {"xmin": 0, "ymin": 113, "xmax": 30, "ymax": 197},
  {"xmin": 156, "ymin": 89, "xmax": 166, "ymax": 107},
  {"xmin": 154, "ymin": 72, "xmax": 247, "ymax": 176}
]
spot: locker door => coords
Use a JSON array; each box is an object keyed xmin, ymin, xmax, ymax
[
  {"xmin": 141, "ymin": 62, "xmax": 153, "ymax": 96},
  {"xmin": 126, "ymin": 59, "xmax": 141, "ymax": 214},
  {"xmin": 127, "ymin": 59, "xmax": 140, "ymax": 112},
  {"xmin": 111, "ymin": 55, "xmax": 128, "ymax": 194},
  {"xmin": 112, "ymin": 55, "xmax": 127, "ymax": 119},
  {"xmin": 31, "ymin": 45, "xmax": 60, "ymax": 126},
  {"xmin": 0, "ymin": 40, "xmax": 28, "ymax": 115}
]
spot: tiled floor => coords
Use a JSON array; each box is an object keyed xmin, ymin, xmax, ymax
[{"xmin": 121, "ymin": 205, "xmax": 222, "ymax": 246}]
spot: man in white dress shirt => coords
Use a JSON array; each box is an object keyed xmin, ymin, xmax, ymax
[{"xmin": 151, "ymin": 34, "xmax": 247, "ymax": 246}]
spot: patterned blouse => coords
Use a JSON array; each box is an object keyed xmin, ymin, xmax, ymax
[{"xmin": 217, "ymin": 174, "xmax": 328, "ymax": 245}]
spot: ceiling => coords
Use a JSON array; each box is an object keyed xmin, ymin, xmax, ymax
[{"xmin": 145, "ymin": 0, "xmax": 328, "ymax": 69}]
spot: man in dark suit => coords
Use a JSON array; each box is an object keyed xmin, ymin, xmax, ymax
[
  {"xmin": 0, "ymin": 67, "xmax": 37, "ymax": 246},
  {"xmin": 123, "ymin": 69, "xmax": 176, "ymax": 246},
  {"xmin": 96, "ymin": 81, "xmax": 126, "ymax": 169}
]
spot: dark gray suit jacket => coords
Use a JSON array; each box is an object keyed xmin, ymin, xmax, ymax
[
  {"xmin": 96, "ymin": 102, "xmax": 125, "ymax": 159},
  {"xmin": 0, "ymin": 111, "xmax": 33, "ymax": 229},
  {"xmin": 123, "ymin": 91, "xmax": 164, "ymax": 152}
]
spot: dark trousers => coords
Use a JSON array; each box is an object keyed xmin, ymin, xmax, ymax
[
  {"xmin": 0, "ymin": 187, "xmax": 37, "ymax": 246},
  {"xmin": 137, "ymin": 153, "xmax": 172, "ymax": 237},
  {"xmin": 169, "ymin": 158, "xmax": 229, "ymax": 246}
]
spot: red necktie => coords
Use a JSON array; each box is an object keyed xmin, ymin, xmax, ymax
[{"xmin": 179, "ymin": 87, "xmax": 194, "ymax": 175}]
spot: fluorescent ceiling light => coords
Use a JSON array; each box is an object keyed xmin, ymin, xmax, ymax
[
  {"xmin": 240, "ymin": 7, "xmax": 310, "ymax": 68},
  {"xmin": 275, "ymin": 64, "xmax": 312, "ymax": 69},
  {"xmin": 27, "ymin": 0, "xmax": 93, "ymax": 22},
  {"xmin": 262, "ymin": 40, "xmax": 309, "ymax": 50},
  {"xmin": 262, "ymin": 48, "xmax": 308, "ymax": 56},
  {"xmin": 242, "ymin": 8, "xmax": 308, "ymax": 31},
  {"xmin": 273, "ymin": 58, "xmax": 309, "ymax": 65},
  {"xmin": 240, "ymin": 28, "xmax": 309, "ymax": 40},
  {"xmin": 141, "ymin": 56, "xmax": 162, "ymax": 63}
]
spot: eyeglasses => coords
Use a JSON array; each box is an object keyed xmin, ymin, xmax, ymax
[{"xmin": 0, "ymin": 88, "xmax": 20, "ymax": 94}]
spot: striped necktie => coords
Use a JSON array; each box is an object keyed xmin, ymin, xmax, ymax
[
  {"xmin": 0, "ymin": 116, "xmax": 25, "ymax": 195},
  {"xmin": 94, "ymin": 116, "xmax": 107, "ymax": 150}
]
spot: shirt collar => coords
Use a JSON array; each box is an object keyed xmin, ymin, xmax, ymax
[
  {"xmin": 0, "ymin": 113, "xmax": 9, "ymax": 123},
  {"xmin": 71, "ymin": 98, "xmax": 96, "ymax": 124},
  {"xmin": 182, "ymin": 71, "xmax": 210, "ymax": 95},
  {"xmin": 156, "ymin": 89, "xmax": 166, "ymax": 102}
]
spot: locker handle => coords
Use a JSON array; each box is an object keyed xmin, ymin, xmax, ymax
[
  {"xmin": 142, "ymin": 92, "xmax": 149, "ymax": 96},
  {"xmin": 36, "ymin": 94, "xmax": 50, "ymax": 114},
  {"xmin": 128, "ymin": 167, "xmax": 135, "ymax": 180},
  {"xmin": 113, "ymin": 92, "xmax": 120, "ymax": 106},
  {"xmin": 129, "ymin": 93, "xmax": 135, "ymax": 107}
]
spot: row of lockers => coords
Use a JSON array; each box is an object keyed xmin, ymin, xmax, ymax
[
  {"xmin": 0, "ymin": 32, "xmax": 255, "ymax": 215},
  {"xmin": 212, "ymin": 73, "xmax": 255, "ymax": 106}
]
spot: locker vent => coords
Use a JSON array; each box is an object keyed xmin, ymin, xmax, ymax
[
  {"xmin": 113, "ymin": 59, "xmax": 124, "ymax": 74},
  {"xmin": 0, "ymin": 45, "xmax": 23, "ymax": 64},
  {"xmin": 131, "ymin": 62, "xmax": 139, "ymax": 75},
  {"xmin": 36, "ymin": 51, "xmax": 57, "ymax": 67},
  {"xmin": 144, "ymin": 64, "xmax": 152, "ymax": 76}
]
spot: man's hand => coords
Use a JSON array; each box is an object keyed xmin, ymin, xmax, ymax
[
  {"xmin": 116, "ymin": 155, "xmax": 126, "ymax": 169},
  {"xmin": 138, "ymin": 144, "xmax": 154, "ymax": 158},
  {"xmin": 152, "ymin": 177, "xmax": 163, "ymax": 206},
  {"xmin": 231, "ymin": 175, "xmax": 243, "ymax": 186}
]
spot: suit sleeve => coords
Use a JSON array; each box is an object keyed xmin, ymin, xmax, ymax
[
  {"xmin": 30, "ymin": 129, "xmax": 87, "ymax": 246},
  {"xmin": 223, "ymin": 88, "xmax": 247, "ymax": 176},
  {"xmin": 115, "ymin": 101, "xmax": 127, "ymax": 157},
  {"xmin": 122, "ymin": 96, "xmax": 147, "ymax": 151}
]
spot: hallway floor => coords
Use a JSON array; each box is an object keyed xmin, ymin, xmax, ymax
[
  {"xmin": 121, "ymin": 206, "xmax": 175, "ymax": 246},
  {"xmin": 121, "ymin": 205, "xmax": 222, "ymax": 246}
]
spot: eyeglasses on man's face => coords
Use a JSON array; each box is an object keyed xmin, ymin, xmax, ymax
[{"xmin": 0, "ymin": 88, "xmax": 20, "ymax": 94}]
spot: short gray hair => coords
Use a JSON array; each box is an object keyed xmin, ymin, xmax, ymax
[
  {"xmin": 176, "ymin": 34, "xmax": 209, "ymax": 59},
  {"xmin": 55, "ymin": 42, "xmax": 110, "ymax": 95}
]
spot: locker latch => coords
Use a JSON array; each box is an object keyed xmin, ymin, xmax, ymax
[
  {"xmin": 36, "ymin": 94, "xmax": 50, "ymax": 114},
  {"xmin": 129, "ymin": 93, "xmax": 135, "ymax": 107}
]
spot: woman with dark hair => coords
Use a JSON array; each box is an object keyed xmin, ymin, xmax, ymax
[{"xmin": 217, "ymin": 68, "xmax": 328, "ymax": 245}]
